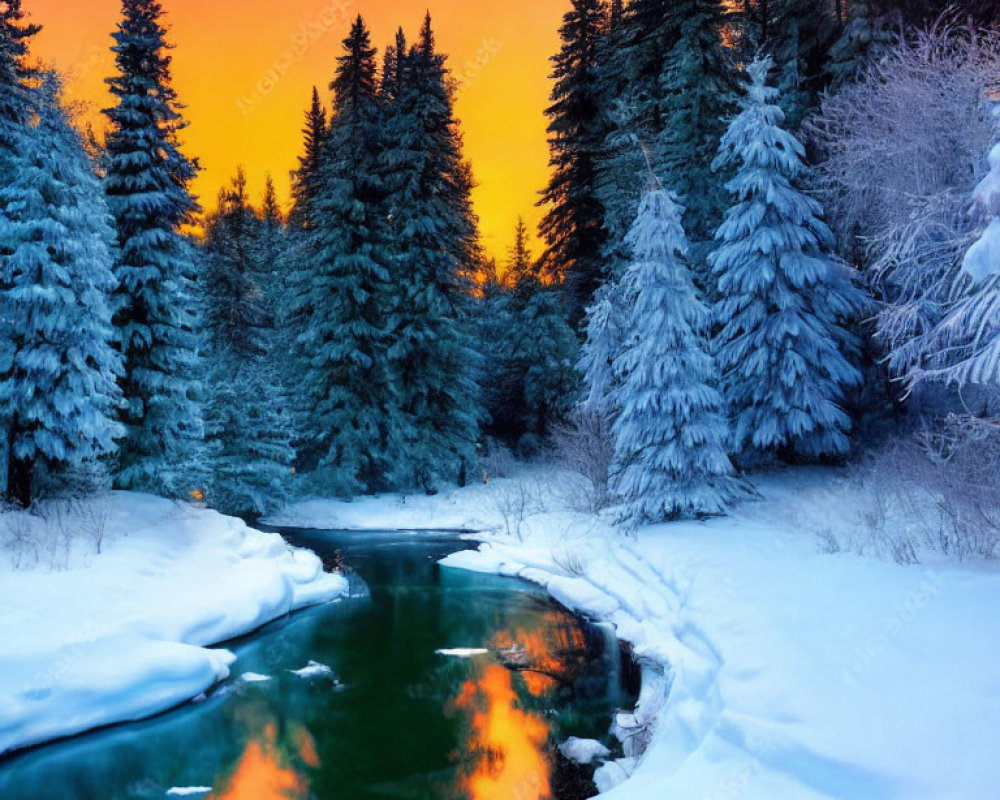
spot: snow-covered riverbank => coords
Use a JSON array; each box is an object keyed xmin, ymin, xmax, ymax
[
  {"xmin": 0, "ymin": 493, "xmax": 347, "ymax": 755},
  {"xmin": 273, "ymin": 466, "xmax": 1000, "ymax": 800}
]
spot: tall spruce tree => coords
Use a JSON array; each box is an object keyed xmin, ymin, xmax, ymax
[
  {"xmin": 288, "ymin": 87, "xmax": 327, "ymax": 230},
  {"xmin": 300, "ymin": 15, "xmax": 397, "ymax": 495},
  {"xmin": 513, "ymin": 288, "xmax": 580, "ymax": 441},
  {"xmin": 539, "ymin": 0, "xmax": 609, "ymax": 325},
  {"xmin": 709, "ymin": 58, "xmax": 865, "ymax": 461},
  {"xmin": 202, "ymin": 169, "xmax": 294, "ymax": 516},
  {"xmin": 738, "ymin": 0, "xmax": 838, "ymax": 127},
  {"xmin": 103, "ymin": 0, "xmax": 203, "ymax": 497},
  {"xmin": 1, "ymin": 76, "xmax": 123, "ymax": 505},
  {"xmin": 826, "ymin": 0, "xmax": 899, "ymax": 88},
  {"xmin": 594, "ymin": 0, "xmax": 679, "ymax": 283},
  {"xmin": 656, "ymin": 0, "xmax": 737, "ymax": 261},
  {"xmin": 0, "ymin": 0, "xmax": 37, "ymax": 156},
  {"xmin": 378, "ymin": 14, "xmax": 481, "ymax": 491},
  {"xmin": 0, "ymin": 0, "xmax": 39, "ymax": 501},
  {"xmin": 610, "ymin": 184, "xmax": 738, "ymax": 529}
]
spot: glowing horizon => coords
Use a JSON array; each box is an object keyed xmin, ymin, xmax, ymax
[{"xmin": 27, "ymin": 0, "xmax": 563, "ymax": 262}]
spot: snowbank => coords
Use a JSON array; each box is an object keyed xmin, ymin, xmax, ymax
[
  {"xmin": 279, "ymin": 466, "xmax": 1000, "ymax": 800},
  {"xmin": 0, "ymin": 492, "xmax": 348, "ymax": 755}
]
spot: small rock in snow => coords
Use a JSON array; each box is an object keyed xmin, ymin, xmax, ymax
[
  {"xmin": 559, "ymin": 737, "xmax": 611, "ymax": 765},
  {"xmin": 289, "ymin": 660, "xmax": 335, "ymax": 679},
  {"xmin": 435, "ymin": 648, "xmax": 489, "ymax": 658}
]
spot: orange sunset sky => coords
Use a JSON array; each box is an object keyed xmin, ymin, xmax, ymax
[{"xmin": 27, "ymin": 0, "xmax": 565, "ymax": 260}]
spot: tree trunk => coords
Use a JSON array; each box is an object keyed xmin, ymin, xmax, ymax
[{"xmin": 6, "ymin": 421, "xmax": 33, "ymax": 508}]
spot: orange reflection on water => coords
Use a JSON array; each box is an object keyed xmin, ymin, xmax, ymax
[
  {"xmin": 209, "ymin": 721, "xmax": 316, "ymax": 800},
  {"xmin": 452, "ymin": 664, "xmax": 551, "ymax": 800},
  {"xmin": 492, "ymin": 611, "xmax": 587, "ymax": 697}
]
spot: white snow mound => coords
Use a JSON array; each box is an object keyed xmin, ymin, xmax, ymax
[{"xmin": 0, "ymin": 492, "xmax": 348, "ymax": 755}]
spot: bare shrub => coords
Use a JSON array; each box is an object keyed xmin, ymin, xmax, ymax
[
  {"xmin": 1, "ymin": 507, "xmax": 36, "ymax": 570},
  {"xmin": 850, "ymin": 417, "xmax": 1000, "ymax": 562},
  {"xmin": 74, "ymin": 495, "xmax": 113, "ymax": 555},
  {"xmin": 551, "ymin": 546, "xmax": 587, "ymax": 578},
  {"xmin": 479, "ymin": 438, "xmax": 516, "ymax": 481},
  {"xmin": 550, "ymin": 409, "xmax": 615, "ymax": 512},
  {"xmin": 1, "ymin": 495, "xmax": 115, "ymax": 571},
  {"xmin": 489, "ymin": 479, "xmax": 546, "ymax": 542}
]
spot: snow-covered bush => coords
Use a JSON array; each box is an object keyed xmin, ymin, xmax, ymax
[{"xmin": 809, "ymin": 23, "xmax": 1000, "ymax": 383}]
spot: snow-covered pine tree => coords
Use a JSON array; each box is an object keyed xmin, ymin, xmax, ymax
[
  {"xmin": 578, "ymin": 271, "xmax": 634, "ymax": 418},
  {"xmin": 103, "ymin": 0, "xmax": 203, "ymax": 497},
  {"xmin": 709, "ymin": 57, "xmax": 865, "ymax": 461},
  {"xmin": 0, "ymin": 75, "xmax": 123, "ymax": 505},
  {"xmin": 656, "ymin": 0, "xmax": 737, "ymax": 263},
  {"xmin": 202, "ymin": 169, "xmax": 294, "ymax": 517},
  {"xmin": 377, "ymin": 15, "xmax": 481, "ymax": 491},
  {"xmin": 300, "ymin": 15, "xmax": 398, "ymax": 495},
  {"xmin": 610, "ymin": 183, "xmax": 738, "ymax": 530},
  {"xmin": 539, "ymin": 0, "xmax": 609, "ymax": 325}
]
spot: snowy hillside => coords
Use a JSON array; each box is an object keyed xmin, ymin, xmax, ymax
[
  {"xmin": 0, "ymin": 493, "xmax": 347, "ymax": 755},
  {"xmin": 276, "ymin": 467, "xmax": 1000, "ymax": 800}
]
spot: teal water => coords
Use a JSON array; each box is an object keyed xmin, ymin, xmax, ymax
[{"xmin": 0, "ymin": 529, "xmax": 633, "ymax": 800}]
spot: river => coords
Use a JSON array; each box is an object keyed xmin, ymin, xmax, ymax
[{"xmin": 0, "ymin": 528, "xmax": 634, "ymax": 800}]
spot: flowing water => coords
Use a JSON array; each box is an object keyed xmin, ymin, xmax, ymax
[{"xmin": 0, "ymin": 529, "xmax": 634, "ymax": 800}]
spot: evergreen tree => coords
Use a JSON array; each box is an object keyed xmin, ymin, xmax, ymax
[
  {"xmin": 826, "ymin": 0, "xmax": 899, "ymax": 88},
  {"xmin": 202, "ymin": 169, "xmax": 294, "ymax": 516},
  {"xmin": 539, "ymin": 0, "xmax": 609, "ymax": 325},
  {"xmin": 578, "ymin": 271, "xmax": 634, "ymax": 417},
  {"xmin": 507, "ymin": 215, "xmax": 538, "ymax": 301},
  {"xmin": 288, "ymin": 86, "xmax": 327, "ymax": 230},
  {"xmin": 103, "ymin": 0, "xmax": 203, "ymax": 497},
  {"xmin": 513, "ymin": 289, "xmax": 580, "ymax": 440},
  {"xmin": 0, "ymin": 76, "xmax": 123, "ymax": 505},
  {"xmin": 256, "ymin": 172, "xmax": 285, "ymax": 276},
  {"xmin": 300, "ymin": 15, "xmax": 397, "ymax": 495},
  {"xmin": 593, "ymin": 0, "xmax": 678, "ymax": 284},
  {"xmin": 379, "ymin": 15, "xmax": 481, "ymax": 490},
  {"xmin": 0, "ymin": 0, "xmax": 37, "ymax": 156},
  {"xmin": 656, "ymin": 0, "xmax": 737, "ymax": 258},
  {"xmin": 610, "ymin": 184, "xmax": 738, "ymax": 530},
  {"xmin": 738, "ymin": 0, "xmax": 838, "ymax": 127},
  {"xmin": 709, "ymin": 58, "xmax": 865, "ymax": 461}
]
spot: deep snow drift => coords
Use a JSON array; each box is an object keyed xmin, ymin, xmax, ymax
[
  {"xmin": 0, "ymin": 492, "xmax": 347, "ymax": 755},
  {"xmin": 274, "ymin": 466, "xmax": 1000, "ymax": 800}
]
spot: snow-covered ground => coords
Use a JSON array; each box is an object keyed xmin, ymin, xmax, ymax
[
  {"xmin": 0, "ymin": 492, "xmax": 347, "ymax": 755},
  {"xmin": 273, "ymin": 466, "xmax": 1000, "ymax": 800}
]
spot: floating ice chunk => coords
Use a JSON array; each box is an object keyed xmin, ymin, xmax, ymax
[
  {"xmin": 239, "ymin": 672, "xmax": 271, "ymax": 683},
  {"xmin": 290, "ymin": 660, "xmax": 334, "ymax": 679},
  {"xmin": 559, "ymin": 737, "xmax": 611, "ymax": 765},
  {"xmin": 435, "ymin": 648, "xmax": 489, "ymax": 658}
]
